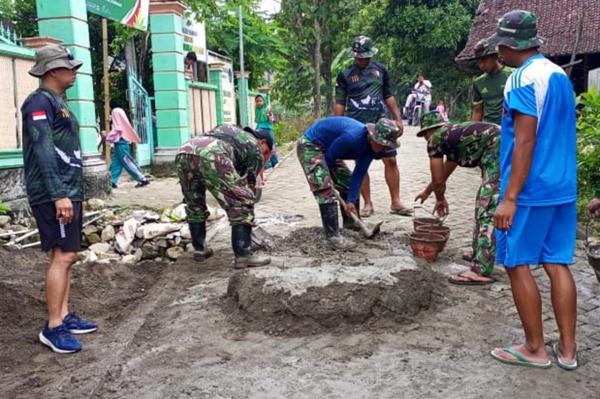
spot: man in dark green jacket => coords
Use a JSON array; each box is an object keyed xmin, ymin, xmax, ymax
[{"xmin": 23, "ymin": 45, "xmax": 97, "ymax": 354}]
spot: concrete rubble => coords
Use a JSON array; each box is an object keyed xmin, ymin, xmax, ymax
[{"xmin": 0, "ymin": 199, "xmax": 227, "ymax": 265}]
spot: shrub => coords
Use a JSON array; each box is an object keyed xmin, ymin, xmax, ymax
[
  {"xmin": 272, "ymin": 115, "xmax": 314, "ymax": 146},
  {"xmin": 0, "ymin": 198, "xmax": 10, "ymax": 215},
  {"xmin": 576, "ymin": 88, "xmax": 600, "ymax": 214}
]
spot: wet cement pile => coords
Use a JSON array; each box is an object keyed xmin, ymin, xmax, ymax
[
  {"xmin": 269, "ymin": 226, "xmax": 407, "ymax": 260},
  {"xmin": 228, "ymin": 226, "xmax": 437, "ymax": 336}
]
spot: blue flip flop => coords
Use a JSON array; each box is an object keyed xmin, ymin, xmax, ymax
[{"xmin": 491, "ymin": 347, "xmax": 552, "ymax": 369}]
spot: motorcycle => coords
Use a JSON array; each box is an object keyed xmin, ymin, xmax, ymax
[{"xmin": 404, "ymin": 90, "xmax": 428, "ymax": 126}]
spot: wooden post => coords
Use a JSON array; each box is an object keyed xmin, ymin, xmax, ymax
[{"xmin": 102, "ymin": 18, "xmax": 111, "ymax": 165}]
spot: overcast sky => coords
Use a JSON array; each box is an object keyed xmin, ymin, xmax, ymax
[{"xmin": 259, "ymin": 0, "xmax": 281, "ymax": 15}]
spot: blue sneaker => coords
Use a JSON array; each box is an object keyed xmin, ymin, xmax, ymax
[
  {"xmin": 63, "ymin": 312, "xmax": 98, "ymax": 334},
  {"xmin": 39, "ymin": 323, "xmax": 81, "ymax": 354}
]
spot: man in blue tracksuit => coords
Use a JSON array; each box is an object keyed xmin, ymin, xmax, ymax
[{"xmin": 297, "ymin": 116, "xmax": 401, "ymax": 249}]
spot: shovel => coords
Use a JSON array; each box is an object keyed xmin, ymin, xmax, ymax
[
  {"xmin": 334, "ymin": 191, "xmax": 383, "ymax": 239},
  {"xmin": 251, "ymin": 225, "xmax": 274, "ymax": 250}
]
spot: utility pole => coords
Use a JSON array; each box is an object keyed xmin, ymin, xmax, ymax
[
  {"xmin": 238, "ymin": 4, "xmax": 248, "ymax": 127},
  {"xmin": 102, "ymin": 18, "xmax": 111, "ymax": 165}
]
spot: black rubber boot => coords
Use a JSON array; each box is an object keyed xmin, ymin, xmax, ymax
[
  {"xmin": 231, "ymin": 224, "xmax": 271, "ymax": 269},
  {"xmin": 319, "ymin": 203, "xmax": 353, "ymax": 250},
  {"xmin": 188, "ymin": 222, "xmax": 213, "ymax": 261}
]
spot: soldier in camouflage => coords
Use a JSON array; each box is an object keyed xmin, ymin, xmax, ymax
[
  {"xmin": 415, "ymin": 111, "xmax": 499, "ymax": 285},
  {"xmin": 298, "ymin": 116, "xmax": 401, "ymax": 249},
  {"xmin": 176, "ymin": 125, "xmax": 274, "ymax": 268}
]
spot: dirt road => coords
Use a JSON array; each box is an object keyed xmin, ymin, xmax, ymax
[{"xmin": 1, "ymin": 127, "xmax": 599, "ymax": 398}]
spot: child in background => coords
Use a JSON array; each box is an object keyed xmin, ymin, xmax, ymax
[
  {"xmin": 436, "ymin": 100, "xmax": 449, "ymax": 122},
  {"xmin": 255, "ymin": 94, "xmax": 278, "ymax": 169}
]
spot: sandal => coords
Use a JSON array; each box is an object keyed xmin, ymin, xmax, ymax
[
  {"xmin": 551, "ymin": 343, "xmax": 578, "ymax": 371},
  {"xmin": 389, "ymin": 206, "xmax": 413, "ymax": 216},
  {"xmin": 491, "ymin": 347, "xmax": 552, "ymax": 369},
  {"xmin": 448, "ymin": 273, "xmax": 496, "ymax": 286},
  {"xmin": 360, "ymin": 207, "xmax": 374, "ymax": 218}
]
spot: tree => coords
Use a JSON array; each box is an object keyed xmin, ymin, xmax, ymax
[
  {"xmin": 0, "ymin": 0, "xmax": 37, "ymax": 37},
  {"xmin": 352, "ymin": 0, "xmax": 480, "ymax": 116},
  {"xmin": 204, "ymin": 0, "xmax": 286, "ymax": 89}
]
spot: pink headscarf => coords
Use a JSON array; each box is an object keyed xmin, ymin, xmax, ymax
[{"xmin": 106, "ymin": 107, "xmax": 141, "ymax": 144}]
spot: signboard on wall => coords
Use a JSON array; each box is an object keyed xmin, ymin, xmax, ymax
[
  {"xmin": 182, "ymin": 13, "xmax": 208, "ymax": 63},
  {"xmin": 86, "ymin": 0, "xmax": 150, "ymax": 31}
]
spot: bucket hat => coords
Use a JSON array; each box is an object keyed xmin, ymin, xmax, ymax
[
  {"xmin": 366, "ymin": 118, "xmax": 400, "ymax": 148},
  {"xmin": 474, "ymin": 38, "xmax": 498, "ymax": 58},
  {"xmin": 243, "ymin": 127, "xmax": 274, "ymax": 150},
  {"xmin": 349, "ymin": 36, "xmax": 378, "ymax": 59},
  {"xmin": 487, "ymin": 10, "xmax": 545, "ymax": 51},
  {"xmin": 416, "ymin": 111, "xmax": 448, "ymax": 137},
  {"xmin": 29, "ymin": 44, "xmax": 83, "ymax": 78}
]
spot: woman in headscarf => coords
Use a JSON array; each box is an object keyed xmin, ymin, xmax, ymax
[
  {"xmin": 106, "ymin": 100, "xmax": 150, "ymax": 188},
  {"xmin": 254, "ymin": 94, "xmax": 278, "ymax": 169}
]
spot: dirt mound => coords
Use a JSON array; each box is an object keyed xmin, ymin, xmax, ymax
[{"xmin": 0, "ymin": 247, "xmax": 166, "ymax": 379}]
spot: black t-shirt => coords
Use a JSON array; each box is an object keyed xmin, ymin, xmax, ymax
[
  {"xmin": 335, "ymin": 61, "xmax": 393, "ymax": 124},
  {"xmin": 21, "ymin": 88, "xmax": 83, "ymax": 205}
]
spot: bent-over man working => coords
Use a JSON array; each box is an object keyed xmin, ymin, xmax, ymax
[
  {"xmin": 415, "ymin": 111, "xmax": 500, "ymax": 285},
  {"xmin": 298, "ymin": 116, "xmax": 401, "ymax": 249},
  {"xmin": 177, "ymin": 125, "xmax": 273, "ymax": 269}
]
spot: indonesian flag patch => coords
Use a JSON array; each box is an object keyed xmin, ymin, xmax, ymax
[{"xmin": 32, "ymin": 111, "xmax": 47, "ymax": 121}]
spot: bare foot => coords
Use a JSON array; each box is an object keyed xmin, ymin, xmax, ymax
[{"xmin": 448, "ymin": 270, "xmax": 495, "ymax": 285}]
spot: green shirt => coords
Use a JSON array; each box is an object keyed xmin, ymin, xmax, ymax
[{"xmin": 473, "ymin": 66, "xmax": 512, "ymax": 125}]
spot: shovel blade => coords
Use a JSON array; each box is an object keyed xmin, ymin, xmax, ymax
[{"xmin": 362, "ymin": 221, "xmax": 383, "ymax": 239}]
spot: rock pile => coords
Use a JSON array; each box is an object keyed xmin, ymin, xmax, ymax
[
  {"xmin": 78, "ymin": 200, "xmax": 225, "ymax": 264},
  {"xmin": 0, "ymin": 198, "xmax": 226, "ymax": 265}
]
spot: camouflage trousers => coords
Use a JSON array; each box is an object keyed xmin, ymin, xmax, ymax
[
  {"xmin": 296, "ymin": 136, "xmax": 351, "ymax": 204},
  {"xmin": 176, "ymin": 153, "xmax": 255, "ymax": 226},
  {"xmin": 471, "ymin": 137, "xmax": 500, "ymax": 276}
]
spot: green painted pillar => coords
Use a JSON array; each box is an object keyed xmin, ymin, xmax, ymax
[
  {"xmin": 149, "ymin": 1, "xmax": 189, "ymax": 169},
  {"xmin": 236, "ymin": 71, "xmax": 251, "ymax": 127},
  {"xmin": 36, "ymin": 0, "xmax": 109, "ymax": 197},
  {"xmin": 209, "ymin": 65, "xmax": 224, "ymax": 125}
]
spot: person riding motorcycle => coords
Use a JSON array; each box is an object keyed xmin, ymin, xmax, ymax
[{"xmin": 404, "ymin": 74, "xmax": 432, "ymax": 121}]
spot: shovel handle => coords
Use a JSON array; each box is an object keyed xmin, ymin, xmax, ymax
[{"xmin": 333, "ymin": 190, "xmax": 361, "ymax": 224}]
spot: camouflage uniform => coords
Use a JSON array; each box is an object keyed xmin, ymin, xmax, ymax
[
  {"xmin": 296, "ymin": 136, "xmax": 352, "ymax": 204},
  {"xmin": 176, "ymin": 125, "xmax": 264, "ymax": 226},
  {"xmin": 428, "ymin": 122, "xmax": 500, "ymax": 276}
]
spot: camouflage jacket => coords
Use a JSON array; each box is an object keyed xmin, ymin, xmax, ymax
[
  {"xmin": 179, "ymin": 125, "xmax": 264, "ymax": 186},
  {"xmin": 21, "ymin": 87, "xmax": 83, "ymax": 205},
  {"xmin": 427, "ymin": 122, "xmax": 499, "ymax": 167}
]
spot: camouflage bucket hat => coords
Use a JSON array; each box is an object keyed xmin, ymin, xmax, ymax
[
  {"xmin": 29, "ymin": 44, "xmax": 83, "ymax": 78},
  {"xmin": 243, "ymin": 127, "xmax": 274, "ymax": 150},
  {"xmin": 349, "ymin": 35, "xmax": 378, "ymax": 59},
  {"xmin": 487, "ymin": 9, "xmax": 545, "ymax": 51},
  {"xmin": 416, "ymin": 111, "xmax": 448, "ymax": 137},
  {"xmin": 367, "ymin": 118, "xmax": 400, "ymax": 148},
  {"xmin": 474, "ymin": 38, "xmax": 498, "ymax": 58}
]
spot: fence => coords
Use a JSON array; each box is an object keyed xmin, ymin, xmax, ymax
[
  {"xmin": 188, "ymin": 81, "xmax": 218, "ymax": 136},
  {"xmin": 0, "ymin": 26, "xmax": 37, "ymax": 166}
]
